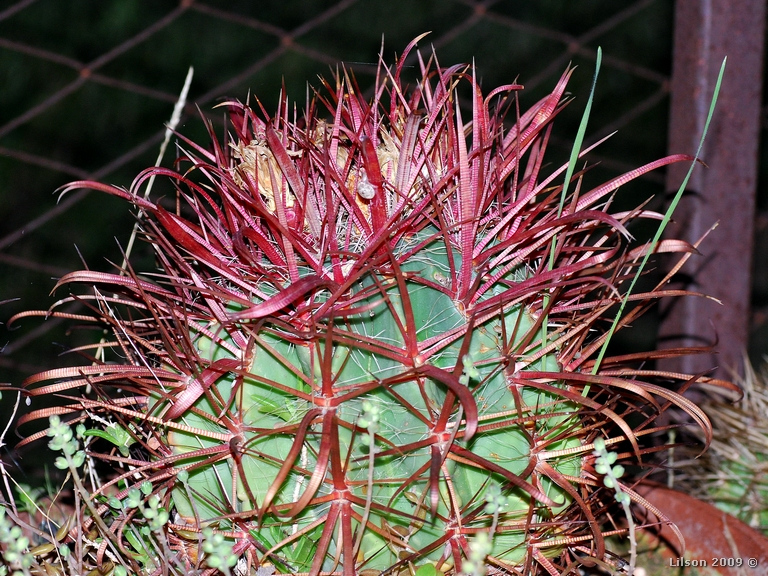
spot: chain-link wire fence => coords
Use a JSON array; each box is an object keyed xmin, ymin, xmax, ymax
[{"xmin": 1, "ymin": 0, "xmax": 764, "ymax": 393}]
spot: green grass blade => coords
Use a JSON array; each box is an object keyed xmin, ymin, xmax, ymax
[
  {"xmin": 591, "ymin": 57, "xmax": 727, "ymax": 375},
  {"xmin": 557, "ymin": 47, "xmax": 602, "ymax": 222},
  {"xmin": 542, "ymin": 48, "xmax": 602, "ymax": 360}
]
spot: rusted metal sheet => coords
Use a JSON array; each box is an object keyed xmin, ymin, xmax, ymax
[{"xmin": 660, "ymin": 0, "xmax": 765, "ymax": 379}]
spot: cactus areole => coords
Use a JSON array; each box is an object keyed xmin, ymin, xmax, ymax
[{"xmin": 19, "ymin": 38, "xmax": 725, "ymax": 575}]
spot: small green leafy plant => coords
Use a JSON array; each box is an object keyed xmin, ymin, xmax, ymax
[
  {"xmin": 0, "ymin": 507, "xmax": 34, "ymax": 576},
  {"xmin": 593, "ymin": 436, "xmax": 635, "ymax": 574},
  {"xmin": 11, "ymin": 40, "xmax": 733, "ymax": 575}
]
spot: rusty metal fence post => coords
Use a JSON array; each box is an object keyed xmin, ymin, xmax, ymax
[{"xmin": 661, "ymin": 0, "xmax": 765, "ymax": 379}]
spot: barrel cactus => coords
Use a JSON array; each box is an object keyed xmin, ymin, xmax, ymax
[
  {"xmin": 15, "ymin": 40, "xmax": 725, "ymax": 575},
  {"xmin": 674, "ymin": 360, "xmax": 768, "ymax": 532}
]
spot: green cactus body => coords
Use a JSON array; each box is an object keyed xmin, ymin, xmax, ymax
[
  {"xmin": 17, "ymin": 41, "xmax": 725, "ymax": 576},
  {"xmin": 709, "ymin": 458, "xmax": 768, "ymax": 528},
  {"xmin": 165, "ymin": 227, "xmax": 580, "ymax": 571},
  {"xmin": 680, "ymin": 371, "xmax": 768, "ymax": 532}
]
